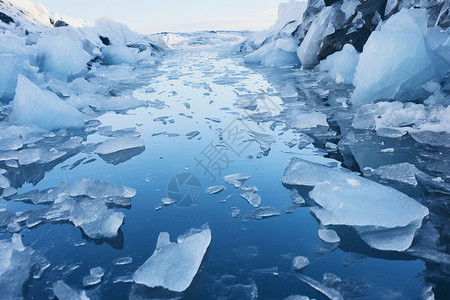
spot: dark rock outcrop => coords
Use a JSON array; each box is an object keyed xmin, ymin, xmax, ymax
[
  {"xmin": 54, "ymin": 20, "xmax": 69, "ymax": 27},
  {"xmin": 99, "ymin": 35, "xmax": 111, "ymax": 46},
  {"xmin": 0, "ymin": 11, "xmax": 14, "ymax": 24}
]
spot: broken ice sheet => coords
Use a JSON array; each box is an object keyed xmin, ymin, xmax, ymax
[
  {"xmin": 133, "ymin": 224, "xmax": 211, "ymax": 292},
  {"xmin": 374, "ymin": 162, "xmax": 423, "ymax": 186}
]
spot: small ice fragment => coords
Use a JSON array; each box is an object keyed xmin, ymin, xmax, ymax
[
  {"xmin": 381, "ymin": 148, "xmax": 394, "ymax": 153},
  {"xmin": 186, "ymin": 131, "xmax": 200, "ymax": 139},
  {"xmin": 292, "ymin": 256, "xmax": 310, "ymax": 271},
  {"xmin": 114, "ymin": 257, "xmax": 133, "ymax": 266},
  {"xmin": 161, "ymin": 197, "xmax": 176, "ymax": 206},
  {"xmin": 318, "ymin": 228, "xmax": 341, "ymax": 244},
  {"xmin": 231, "ymin": 208, "xmax": 241, "ymax": 218},
  {"xmin": 241, "ymin": 192, "xmax": 261, "ymax": 208},
  {"xmin": 296, "ymin": 274, "xmax": 344, "ymax": 300},
  {"xmin": 240, "ymin": 185, "xmax": 258, "ymax": 192},
  {"xmin": 133, "ymin": 225, "xmax": 211, "ymax": 292},
  {"xmin": 224, "ymin": 174, "xmax": 250, "ymax": 188},
  {"xmin": 205, "ymin": 185, "xmax": 226, "ymax": 195},
  {"xmin": 283, "ymin": 295, "xmax": 310, "ymax": 300},
  {"xmin": 113, "ymin": 275, "xmax": 133, "ymax": 283},
  {"xmin": 251, "ymin": 206, "xmax": 280, "ymax": 220},
  {"xmin": 90, "ymin": 267, "xmax": 105, "ymax": 277},
  {"xmin": 83, "ymin": 274, "xmax": 102, "ymax": 287}
]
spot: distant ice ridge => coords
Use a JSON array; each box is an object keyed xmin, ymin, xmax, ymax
[
  {"xmin": 133, "ymin": 225, "xmax": 211, "ymax": 292},
  {"xmin": 282, "ymin": 158, "xmax": 429, "ymax": 251}
]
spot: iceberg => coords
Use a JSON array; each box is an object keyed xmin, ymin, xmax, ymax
[
  {"xmin": 351, "ymin": 9, "xmax": 449, "ymax": 105},
  {"xmin": 10, "ymin": 75, "xmax": 84, "ymax": 130},
  {"xmin": 133, "ymin": 225, "xmax": 211, "ymax": 292},
  {"xmin": 282, "ymin": 158, "xmax": 429, "ymax": 251}
]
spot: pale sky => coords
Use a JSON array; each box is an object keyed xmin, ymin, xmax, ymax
[{"xmin": 34, "ymin": 0, "xmax": 287, "ymax": 34}]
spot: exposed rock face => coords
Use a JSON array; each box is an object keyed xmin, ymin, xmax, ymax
[
  {"xmin": 242, "ymin": 0, "xmax": 449, "ymax": 68},
  {"xmin": 0, "ymin": 11, "xmax": 14, "ymax": 24}
]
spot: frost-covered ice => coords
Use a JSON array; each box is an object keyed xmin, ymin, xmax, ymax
[
  {"xmin": 133, "ymin": 225, "xmax": 211, "ymax": 292},
  {"xmin": 11, "ymin": 75, "xmax": 84, "ymax": 130},
  {"xmin": 352, "ymin": 9, "xmax": 449, "ymax": 105},
  {"xmin": 292, "ymin": 256, "xmax": 309, "ymax": 271},
  {"xmin": 282, "ymin": 158, "xmax": 429, "ymax": 251},
  {"xmin": 241, "ymin": 192, "xmax": 261, "ymax": 208},
  {"xmin": 318, "ymin": 228, "xmax": 341, "ymax": 244}
]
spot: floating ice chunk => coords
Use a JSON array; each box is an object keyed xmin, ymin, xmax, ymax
[
  {"xmin": 231, "ymin": 208, "xmax": 241, "ymax": 218},
  {"xmin": 224, "ymin": 174, "xmax": 250, "ymax": 188},
  {"xmin": 95, "ymin": 137, "xmax": 145, "ymax": 156},
  {"xmin": 35, "ymin": 34, "xmax": 91, "ymax": 80},
  {"xmin": 83, "ymin": 267, "xmax": 105, "ymax": 286},
  {"xmin": 70, "ymin": 199, "xmax": 124, "ymax": 239},
  {"xmin": 320, "ymin": 44, "xmax": 359, "ymax": 84},
  {"xmin": 241, "ymin": 192, "xmax": 261, "ymax": 208},
  {"xmin": 297, "ymin": 6, "xmax": 336, "ymax": 68},
  {"xmin": 286, "ymin": 108, "xmax": 328, "ymax": 129},
  {"xmin": 248, "ymin": 131, "xmax": 275, "ymax": 155},
  {"xmin": 243, "ymin": 206, "xmax": 280, "ymax": 222},
  {"xmin": 114, "ymin": 256, "xmax": 132, "ymax": 266},
  {"xmin": 351, "ymin": 9, "xmax": 449, "ymax": 105},
  {"xmin": 133, "ymin": 225, "xmax": 211, "ymax": 292},
  {"xmin": 68, "ymin": 178, "xmax": 136, "ymax": 200},
  {"xmin": 10, "ymin": 75, "xmax": 84, "ymax": 130},
  {"xmin": 296, "ymin": 274, "xmax": 344, "ymax": 300},
  {"xmin": 53, "ymin": 280, "xmax": 90, "ymax": 300},
  {"xmin": 318, "ymin": 228, "xmax": 341, "ymax": 244},
  {"xmin": 374, "ymin": 162, "xmax": 422, "ymax": 186},
  {"xmin": 282, "ymin": 158, "xmax": 429, "ymax": 251},
  {"xmin": 205, "ymin": 185, "xmax": 226, "ymax": 195},
  {"xmin": 0, "ymin": 174, "xmax": 10, "ymax": 189},
  {"xmin": 292, "ymin": 256, "xmax": 309, "ymax": 271},
  {"xmin": 102, "ymin": 45, "xmax": 138, "ymax": 65}
]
